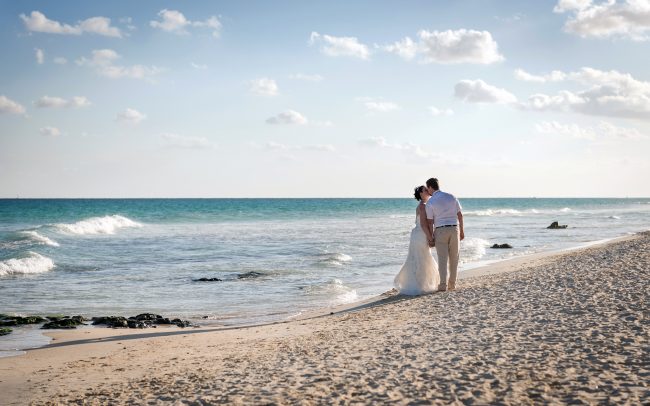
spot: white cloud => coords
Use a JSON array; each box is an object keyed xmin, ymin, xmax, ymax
[
  {"xmin": 161, "ymin": 133, "xmax": 216, "ymax": 149},
  {"xmin": 53, "ymin": 57, "xmax": 67, "ymax": 65},
  {"xmin": 252, "ymin": 141, "xmax": 335, "ymax": 152},
  {"xmin": 34, "ymin": 96, "xmax": 91, "ymax": 109},
  {"xmin": 304, "ymin": 144, "xmax": 336, "ymax": 152},
  {"xmin": 35, "ymin": 48, "xmax": 44, "ymax": 64},
  {"xmin": 266, "ymin": 110, "xmax": 308, "ymax": 125},
  {"xmin": 521, "ymin": 91, "xmax": 586, "ymax": 111},
  {"xmin": 39, "ymin": 126, "xmax": 61, "ymax": 137},
  {"xmin": 78, "ymin": 16, "xmax": 124, "ymax": 38},
  {"xmin": 384, "ymin": 29, "xmax": 503, "ymax": 64},
  {"xmin": 0, "ymin": 95, "xmax": 26, "ymax": 115},
  {"xmin": 554, "ymin": 0, "xmax": 650, "ymax": 41},
  {"xmin": 309, "ymin": 32, "xmax": 370, "ymax": 59},
  {"xmin": 20, "ymin": 11, "xmax": 122, "ymax": 37},
  {"xmin": 536, "ymin": 120, "xmax": 647, "ymax": 140},
  {"xmin": 289, "ymin": 73, "xmax": 324, "ymax": 82},
  {"xmin": 382, "ymin": 37, "xmax": 419, "ymax": 60},
  {"xmin": 454, "ymin": 79, "xmax": 517, "ymax": 104},
  {"xmin": 514, "ymin": 68, "xmax": 567, "ymax": 83},
  {"xmin": 359, "ymin": 137, "xmax": 445, "ymax": 160},
  {"xmin": 518, "ymin": 67, "xmax": 650, "ymax": 120},
  {"xmin": 191, "ymin": 62, "xmax": 208, "ymax": 69},
  {"xmin": 150, "ymin": 9, "xmax": 221, "ymax": 37},
  {"xmin": 76, "ymin": 49, "xmax": 163, "ymax": 81},
  {"xmin": 250, "ymin": 78, "xmax": 279, "ymax": 96},
  {"xmin": 428, "ymin": 106, "xmax": 454, "ymax": 116},
  {"xmin": 116, "ymin": 108, "xmax": 146, "ymax": 124},
  {"xmin": 361, "ymin": 98, "xmax": 400, "ymax": 113}
]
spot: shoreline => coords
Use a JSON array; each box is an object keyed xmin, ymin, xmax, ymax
[
  {"xmin": 0, "ymin": 230, "xmax": 648, "ymax": 404},
  {"xmin": 0, "ymin": 229, "xmax": 643, "ymax": 357}
]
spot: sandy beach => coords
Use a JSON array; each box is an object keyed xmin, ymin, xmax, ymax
[{"xmin": 1, "ymin": 232, "xmax": 648, "ymax": 405}]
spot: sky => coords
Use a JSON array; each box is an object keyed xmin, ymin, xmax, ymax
[{"xmin": 0, "ymin": 0, "xmax": 649, "ymax": 198}]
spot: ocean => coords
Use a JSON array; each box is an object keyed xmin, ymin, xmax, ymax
[{"xmin": 1, "ymin": 198, "xmax": 649, "ymax": 326}]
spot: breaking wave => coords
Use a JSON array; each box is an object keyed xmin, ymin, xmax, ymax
[
  {"xmin": 465, "ymin": 209, "xmax": 523, "ymax": 216},
  {"xmin": 302, "ymin": 278, "xmax": 358, "ymax": 304},
  {"xmin": 459, "ymin": 237, "xmax": 491, "ymax": 263},
  {"xmin": 53, "ymin": 215, "xmax": 142, "ymax": 235},
  {"xmin": 0, "ymin": 252, "xmax": 55, "ymax": 277},
  {"xmin": 18, "ymin": 231, "xmax": 60, "ymax": 247},
  {"xmin": 465, "ymin": 207, "xmax": 574, "ymax": 216},
  {"xmin": 315, "ymin": 252, "xmax": 352, "ymax": 266}
]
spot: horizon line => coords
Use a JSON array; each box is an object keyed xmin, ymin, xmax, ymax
[{"xmin": 1, "ymin": 196, "xmax": 649, "ymax": 200}]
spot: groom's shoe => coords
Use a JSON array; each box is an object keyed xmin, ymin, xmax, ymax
[{"xmin": 437, "ymin": 286, "xmax": 447, "ymax": 292}]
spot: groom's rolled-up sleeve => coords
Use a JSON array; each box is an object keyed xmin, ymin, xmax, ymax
[{"xmin": 456, "ymin": 199, "xmax": 462, "ymax": 213}]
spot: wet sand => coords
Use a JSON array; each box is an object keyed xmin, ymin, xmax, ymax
[{"xmin": 0, "ymin": 232, "xmax": 648, "ymax": 404}]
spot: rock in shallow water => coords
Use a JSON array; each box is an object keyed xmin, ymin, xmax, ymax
[
  {"xmin": 491, "ymin": 243, "xmax": 513, "ymax": 249},
  {"xmin": 193, "ymin": 277, "xmax": 223, "ymax": 282},
  {"xmin": 547, "ymin": 221, "xmax": 568, "ymax": 229},
  {"xmin": 0, "ymin": 315, "xmax": 47, "ymax": 327},
  {"xmin": 41, "ymin": 316, "xmax": 86, "ymax": 329},
  {"xmin": 237, "ymin": 271, "xmax": 264, "ymax": 280},
  {"xmin": 92, "ymin": 314, "xmax": 191, "ymax": 329},
  {"xmin": 0, "ymin": 327, "xmax": 12, "ymax": 336},
  {"xmin": 92, "ymin": 316, "xmax": 129, "ymax": 328}
]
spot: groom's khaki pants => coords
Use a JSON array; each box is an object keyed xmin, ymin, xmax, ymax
[{"xmin": 434, "ymin": 226, "xmax": 460, "ymax": 290}]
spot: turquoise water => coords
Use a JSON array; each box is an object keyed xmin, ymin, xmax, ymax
[{"xmin": 1, "ymin": 198, "xmax": 649, "ymax": 325}]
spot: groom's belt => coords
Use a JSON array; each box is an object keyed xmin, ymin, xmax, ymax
[{"xmin": 435, "ymin": 224, "xmax": 457, "ymax": 229}]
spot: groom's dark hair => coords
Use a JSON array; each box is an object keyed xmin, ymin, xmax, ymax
[{"xmin": 426, "ymin": 178, "xmax": 439, "ymax": 191}]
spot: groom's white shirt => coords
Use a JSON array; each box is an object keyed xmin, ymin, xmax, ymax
[{"xmin": 425, "ymin": 190, "xmax": 462, "ymax": 227}]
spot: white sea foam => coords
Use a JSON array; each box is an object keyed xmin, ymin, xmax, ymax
[
  {"xmin": 460, "ymin": 237, "xmax": 491, "ymax": 263},
  {"xmin": 607, "ymin": 215, "xmax": 621, "ymax": 219},
  {"xmin": 465, "ymin": 209, "xmax": 522, "ymax": 216},
  {"xmin": 466, "ymin": 207, "xmax": 575, "ymax": 216},
  {"xmin": 317, "ymin": 253, "xmax": 352, "ymax": 266},
  {"xmin": 303, "ymin": 278, "xmax": 358, "ymax": 304},
  {"xmin": 0, "ymin": 252, "xmax": 55, "ymax": 277},
  {"xmin": 18, "ymin": 231, "xmax": 60, "ymax": 247},
  {"xmin": 54, "ymin": 215, "xmax": 142, "ymax": 235}
]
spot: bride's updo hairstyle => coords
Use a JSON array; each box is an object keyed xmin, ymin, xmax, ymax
[{"xmin": 414, "ymin": 185, "xmax": 425, "ymax": 201}]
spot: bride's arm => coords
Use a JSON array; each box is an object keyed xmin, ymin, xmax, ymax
[{"xmin": 418, "ymin": 205, "xmax": 433, "ymax": 242}]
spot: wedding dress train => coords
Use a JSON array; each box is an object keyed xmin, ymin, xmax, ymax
[{"xmin": 394, "ymin": 210, "xmax": 440, "ymax": 295}]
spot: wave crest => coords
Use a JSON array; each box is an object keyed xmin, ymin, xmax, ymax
[
  {"xmin": 316, "ymin": 252, "xmax": 352, "ymax": 266},
  {"xmin": 465, "ymin": 209, "xmax": 522, "ymax": 216},
  {"xmin": 460, "ymin": 237, "xmax": 491, "ymax": 262},
  {"xmin": 18, "ymin": 231, "xmax": 60, "ymax": 247},
  {"xmin": 0, "ymin": 252, "xmax": 55, "ymax": 277},
  {"xmin": 54, "ymin": 215, "xmax": 142, "ymax": 235},
  {"xmin": 303, "ymin": 278, "xmax": 358, "ymax": 304}
]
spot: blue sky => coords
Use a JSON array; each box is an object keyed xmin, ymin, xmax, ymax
[{"xmin": 1, "ymin": 0, "xmax": 649, "ymax": 197}]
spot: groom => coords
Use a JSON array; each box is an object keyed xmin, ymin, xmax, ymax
[{"xmin": 425, "ymin": 178, "xmax": 464, "ymax": 291}]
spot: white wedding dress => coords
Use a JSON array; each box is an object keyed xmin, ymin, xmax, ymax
[{"xmin": 394, "ymin": 208, "xmax": 440, "ymax": 295}]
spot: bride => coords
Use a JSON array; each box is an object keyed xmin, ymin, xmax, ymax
[{"xmin": 394, "ymin": 185, "xmax": 440, "ymax": 295}]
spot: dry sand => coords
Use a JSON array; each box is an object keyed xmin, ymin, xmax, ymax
[{"xmin": 0, "ymin": 232, "xmax": 648, "ymax": 405}]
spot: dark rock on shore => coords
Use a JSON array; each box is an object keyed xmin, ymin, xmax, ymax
[
  {"xmin": 92, "ymin": 316, "xmax": 129, "ymax": 328},
  {"xmin": 238, "ymin": 271, "xmax": 264, "ymax": 280},
  {"xmin": 194, "ymin": 277, "xmax": 223, "ymax": 282},
  {"xmin": 0, "ymin": 327, "xmax": 12, "ymax": 336},
  {"xmin": 0, "ymin": 315, "xmax": 47, "ymax": 327},
  {"xmin": 171, "ymin": 319, "xmax": 192, "ymax": 328},
  {"xmin": 547, "ymin": 221, "xmax": 568, "ymax": 229},
  {"xmin": 92, "ymin": 314, "xmax": 191, "ymax": 329},
  {"xmin": 491, "ymin": 244, "xmax": 513, "ymax": 249},
  {"xmin": 42, "ymin": 315, "xmax": 86, "ymax": 329}
]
